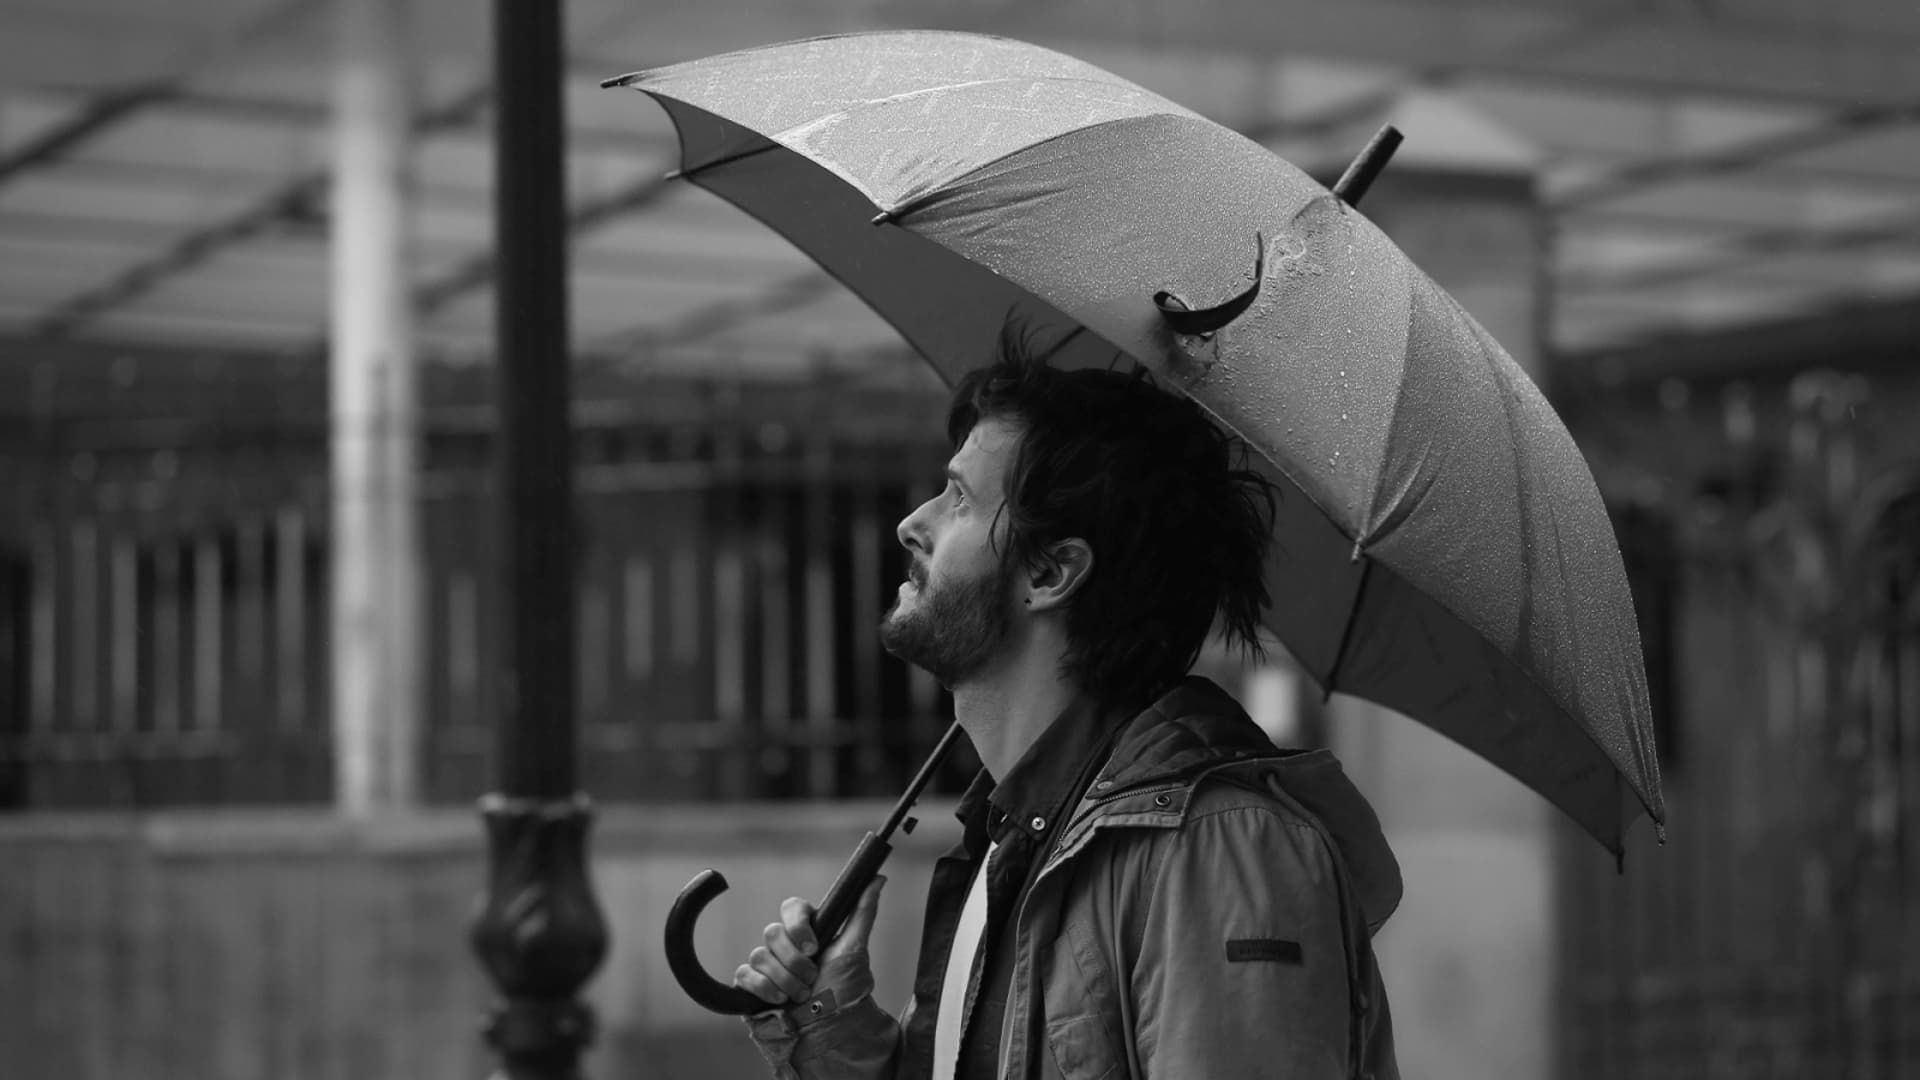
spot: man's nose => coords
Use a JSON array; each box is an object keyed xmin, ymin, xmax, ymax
[{"xmin": 897, "ymin": 497, "xmax": 934, "ymax": 554}]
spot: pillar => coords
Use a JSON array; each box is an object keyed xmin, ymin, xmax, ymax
[{"xmin": 329, "ymin": 0, "xmax": 422, "ymax": 813}]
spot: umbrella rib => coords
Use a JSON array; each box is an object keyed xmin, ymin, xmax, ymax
[
  {"xmin": 1320, "ymin": 558, "xmax": 1373, "ymax": 696},
  {"xmin": 1352, "ymin": 268, "xmax": 1421, "ymax": 549},
  {"xmin": 668, "ymin": 141, "xmax": 780, "ymax": 182},
  {"xmin": 1468, "ymin": 304, "xmax": 1666, "ymax": 829},
  {"xmin": 877, "ymin": 111, "xmax": 1214, "ymax": 223}
]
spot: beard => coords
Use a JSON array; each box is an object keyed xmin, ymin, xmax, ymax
[{"xmin": 878, "ymin": 554, "xmax": 1015, "ymax": 688}]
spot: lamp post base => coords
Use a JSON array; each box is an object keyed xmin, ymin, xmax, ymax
[{"xmin": 471, "ymin": 794, "xmax": 610, "ymax": 1080}]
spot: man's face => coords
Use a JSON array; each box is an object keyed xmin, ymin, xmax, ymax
[{"xmin": 879, "ymin": 416, "xmax": 1023, "ymax": 686}]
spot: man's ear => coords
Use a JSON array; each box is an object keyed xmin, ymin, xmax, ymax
[{"xmin": 1024, "ymin": 538, "xmax": 1093, "ymax": 613}]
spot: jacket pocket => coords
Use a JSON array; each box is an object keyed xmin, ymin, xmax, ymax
[{"xmin": 1045, "ymin": 1013, "xmax": 1126, "ymax": 1080}]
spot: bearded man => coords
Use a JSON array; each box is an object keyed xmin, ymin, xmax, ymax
[{"xmin": 733, "ymin": 330, "xmax": 1403, "ymax": 1080}]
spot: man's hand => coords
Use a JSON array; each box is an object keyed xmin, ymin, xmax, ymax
[{"xmin": 735, "ymin": 876, "xmax": 886, "ymax": 1009}]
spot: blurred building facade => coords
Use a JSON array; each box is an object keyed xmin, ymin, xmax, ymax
[{"xmin": 1557, "ymin": 325, "xmax": 1920, "ymax": 1079}]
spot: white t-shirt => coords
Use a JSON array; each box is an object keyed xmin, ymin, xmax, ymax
[{"xmin": 931, "ymin": 840, "xmax": 999, "ymax": 1080}]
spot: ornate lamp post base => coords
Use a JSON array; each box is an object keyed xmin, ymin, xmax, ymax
[{"xmin": 471, "ymin": 795, "xmax": 610, "ymax": 1080}]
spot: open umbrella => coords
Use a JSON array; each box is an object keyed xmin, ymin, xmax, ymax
[{"xmin": 603, "ymin": 30, "xmax": 1666, "ymax": 1014}]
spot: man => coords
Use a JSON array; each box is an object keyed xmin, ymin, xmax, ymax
[{"xmin": 735, "ymin": 328, "xmax": 1402, "ymax": 1080}]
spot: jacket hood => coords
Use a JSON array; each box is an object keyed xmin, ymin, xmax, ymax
[{"xmin": 1104, "ymin": 676, "xmax": 1404, "ymax": 931}]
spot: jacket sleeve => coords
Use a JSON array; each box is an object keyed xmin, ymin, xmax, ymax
[
  {"xmin": 743, "ymin": 979, "xmax": 907, "ymax": 1080},
  {"xmin": 1129, "ymin": 804, "xmax": 1356, "ymax": 1079}
]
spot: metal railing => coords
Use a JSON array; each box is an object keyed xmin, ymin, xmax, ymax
[{"xmin": 0, "ymin": 424, "xmax": 964, "ymax": 808}]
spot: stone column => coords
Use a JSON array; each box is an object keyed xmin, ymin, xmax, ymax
[
  {"xmin": 1324, "ymin": 99, "xmax": 1560, "ymax": 1080},
  {"xmin": 328, "ymin": 0, "xmax": 422, "ymax": 813}
]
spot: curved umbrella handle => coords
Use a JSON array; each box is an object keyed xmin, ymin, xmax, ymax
[
  {"xmin": 664, "ymin": 722, "xmax": 962, "ymax": 1016},
  {"xmin": 663, "ymin": 868, "xmax": 783, "ymax": 1015},
  {"xmin": 665, "ymin": 831, "xmax": 897, "ymax": 1015}
]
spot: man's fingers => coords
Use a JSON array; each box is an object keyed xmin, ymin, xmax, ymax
[
  {"xmin": 764, "ymin": 920, "xmax": 819, "ymax": 985},
  {"xmin": 745, "ymin": 944, "xmax": 812, "ymax": 1002},
  {"xmin": 779, "ymin": 896, "xmax": 819, "ymax": 957},
  {"xmin": 732, "ymin": 963, "xmax": 788, "ymax": 1007}
]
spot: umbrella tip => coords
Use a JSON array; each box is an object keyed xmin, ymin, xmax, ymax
[{"xmin": 1332, "ymin": 124, "xmax": 1404, "ymax": 209}]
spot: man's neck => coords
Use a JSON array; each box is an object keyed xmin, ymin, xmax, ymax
[{"xmin": 950, "ymin": 648, "xmax": 1080, "ymax": 781}]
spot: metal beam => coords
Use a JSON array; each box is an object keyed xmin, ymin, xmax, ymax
[
  {"xmin": 590, "ymin": 269, "xmax": 837, "ymax": 355},
  {"xmin": 960, "ymin": 0, "xmax": 1920, "ymax": 104},
  {"xmin": 1559, "ymin": 212, "xmax": 1920, "ymax": 294},
  {"xmin": 0, "ymin": 0, "xmax": 319, "ymax": 190},
  {"xmin": 1553, "ymin": 103, "xmax": 1920, "ymax": 208},
  {"xmin": 30, "ymin": 84, "xmax": 490, "ymax": 338},
  {"xmin": 0, "ymin": 84, "xmax": 177, "ymax": 186},
  {"xmin": 414, "ymin": 169, "xmax": 678, "ymax": 316}
]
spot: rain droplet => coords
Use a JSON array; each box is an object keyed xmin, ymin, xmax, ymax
[{"xmin": 1340, "ymin": 413, "xmax": 1348, "ymax": 421}]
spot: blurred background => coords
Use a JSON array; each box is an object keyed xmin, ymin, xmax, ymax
[{"xmin": 1, "ymin": 0, "xmax": 1917, "ymax": 1077}]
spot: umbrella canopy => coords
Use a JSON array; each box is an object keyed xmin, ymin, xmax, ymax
[{"xmin": 605, "ymin": 31, "xmax": 1665, "ymax": 855}]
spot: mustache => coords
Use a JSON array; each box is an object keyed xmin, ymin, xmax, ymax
[{"xmin": 908, "ymin": 560, "xmax": 929, "ymax": 587}]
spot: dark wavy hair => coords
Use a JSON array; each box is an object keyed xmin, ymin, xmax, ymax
[{"xmin": 948, "ymin": 320, "xmax": 1279, "ymax": 710}]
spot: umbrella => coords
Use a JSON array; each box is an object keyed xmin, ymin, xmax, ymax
[{"xmin": 604, "ymin": 30, "xmax": 1667, "ymax": 1011}]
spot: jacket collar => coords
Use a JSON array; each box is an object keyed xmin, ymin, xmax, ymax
[
  {"xmin": 1069, "ymin": 675, "xmax": 1405, "ymax": 931},
  {"xmin": 1093, "ymin": 676, "xmax": 1288, "ymax": 792}
]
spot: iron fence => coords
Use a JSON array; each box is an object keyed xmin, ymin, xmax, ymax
[{"xmin": 0, "ymin": 403, "xmax": 964, "ymax": 808}]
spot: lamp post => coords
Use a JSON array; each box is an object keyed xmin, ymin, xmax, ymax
[{"xmin": 468, "ymin": 2, "xmax": 609, "ymax": 1077}]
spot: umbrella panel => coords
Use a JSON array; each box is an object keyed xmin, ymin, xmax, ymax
[{"xmin": 665, "ymin": 97, "xmax": 1120, "ymax": 380}]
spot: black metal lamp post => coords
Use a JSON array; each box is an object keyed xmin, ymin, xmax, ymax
[{"xmin": 469, "ymin": 2, "xmax": 609, "ymax": 1078}]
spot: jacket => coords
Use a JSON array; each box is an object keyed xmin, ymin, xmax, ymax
[{"xmin": 747, "ymin": 676, "xmax": 1403, "ymax": 1080}]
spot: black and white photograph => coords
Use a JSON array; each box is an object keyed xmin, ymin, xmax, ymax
[{"xmin": 1, "ymin": 1, "xmax": 1916, "ymax": 1077}]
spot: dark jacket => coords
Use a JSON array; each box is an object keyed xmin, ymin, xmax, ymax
[{"xmin": 748, "ymin": 677, "xmax": 1402, "ymax": 1079}]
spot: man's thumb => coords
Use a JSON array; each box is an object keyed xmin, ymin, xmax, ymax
[{"xmin": 838, "ymin": 875, "xmax": 886, "ymax": 946}]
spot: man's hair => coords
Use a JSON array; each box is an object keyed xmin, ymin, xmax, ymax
[{"xmin": 947, "ymin": 321, "xmax": 1279, "ymax": 709}]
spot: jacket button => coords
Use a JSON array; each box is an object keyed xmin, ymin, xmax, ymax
[
  {"xmin": 1094, "ymin": 779, "xmax": 1114, "ymax": 790},
  {"xmin": 1030, "ymin": 816, "xmax": 1046, "ymax": 831},
  {"xmin": 1153, "ymin": 794, "xmax": 1172, "ymax": 808}
]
